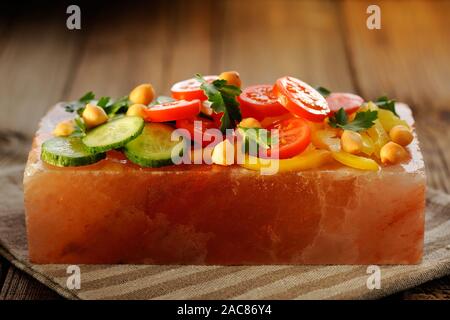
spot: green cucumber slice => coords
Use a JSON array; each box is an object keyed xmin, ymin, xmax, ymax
[
  {"xmin": 82, "ymin": 116, "xmax": 144, "ymax": 153},
  {"xmin": 124, "ymin": 123, "xmax": 181, "ymax": 168},
  {"xmin": 41, "ymin": 137, "xmax": 106, "ymax": 167}
]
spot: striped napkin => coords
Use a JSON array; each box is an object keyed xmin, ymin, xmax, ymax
[{"xmin": 1, "ymin": 164, "xmax": 449, "ymax": 300}]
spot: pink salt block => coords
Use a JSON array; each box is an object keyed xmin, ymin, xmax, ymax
[{"xmin": 24, "ymin": 103, "xmax": 425, "ymax": 264}]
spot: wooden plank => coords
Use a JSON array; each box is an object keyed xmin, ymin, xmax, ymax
[
  {"xmin": 220, "ymin": 0, "xmax": 355, "ymax": 90},
  {"xmin": 418, "ymin": 118, "xmax": 450, "ymax": 192},
  {"xmin": 0, "ymin": 6, "xmax": 85, "ymax": 137},
  {"xmin": 164, "ymin": 0, "xmax": 215, "ymax": 86},
  {"xmin": 67, "ymin": 0, "xmax": 218, "ymax": 99},
  {"xmin": 341, "ymin": 0, "xmax": 450, "ymax": 109},
  {"xmin": 0, "ymin": 265, "xmax": 61, "ymax": 300},
  {"xmin": 67, "ymin": 1, "xmax": 173, "ymax": 99},
  {"xmin": 0, "ymin": 257, "xmax": 9, "ymax": 291}
]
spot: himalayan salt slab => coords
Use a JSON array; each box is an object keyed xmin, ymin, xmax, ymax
[{"xmin": 24, "ymin": 103, "xmax": 425, "ymax": 264}]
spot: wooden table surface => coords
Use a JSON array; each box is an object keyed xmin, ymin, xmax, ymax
[{"xmin": 0, "ymin": 0, "xmax": 449, "ymax": 300}]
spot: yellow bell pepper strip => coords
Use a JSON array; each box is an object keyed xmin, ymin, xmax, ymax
[
  {"xmin": 360, "ymin": 132, "xmax": 375, "ymax": 156},
  {"xmin": 311, "ymin": 130, "xmax": 341, "ymax": 152},
  {"xmin": 377, "ymin": 109, "xmax": 410, "ymax": 132},
  {"xmin": 332, "ymin": 151, "xmax": 379, "ymax": 171},
  {"xmin": 366, "ymin": 119, "xmax": 389, "ymax": 158},
  {"xmin": 241, "ymin": 148, "xmax": 333, "ymax": 173}
]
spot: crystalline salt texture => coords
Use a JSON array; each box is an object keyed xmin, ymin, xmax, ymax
[{"xmin": 24, "ymin": 104, "xmax": 425, "ymax": 264}]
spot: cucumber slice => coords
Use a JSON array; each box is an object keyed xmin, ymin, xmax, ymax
[
  {"xmin": 124, "ymin": 123, "xmax": 181, "ymax": 167},
  {"xmin": 41, "ymin": 137, "xmax": 106, "ymax": 167},
  {"xmin": 82, "ymin": 116, "xmax": 144, "ymax": 153}
]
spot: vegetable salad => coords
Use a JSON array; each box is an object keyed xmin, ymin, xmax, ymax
[{"xmin": 43, "ymin": 71, "xmax": 414, "ymax": 171}]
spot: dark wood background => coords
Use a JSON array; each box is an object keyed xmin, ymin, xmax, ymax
[{"xmin": 0, "ymin": 0, "xmax": 449, "ymax": 300}]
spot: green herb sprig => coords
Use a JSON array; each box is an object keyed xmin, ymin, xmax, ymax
[
  {"xmin": 329, "ymin": 108, "xmax": 378, "ymax": 132},
  {"xmin": 71, "ymin": 116, "xmax": 86, "ymax": 137},
  {"xmin": 104, "ymin": 96, "xmax": 130, "ymax": 116},
  {"xmin": 374, "ymin": 96, "xmax": 397, "ymax": 116},
  {"xmin": 63, "ymin": 91, "xmax": 130, "ymax": 117},
  {"xmin": 196, "ymin": 74, "xmax": 242, "ymax": 132},
  {"xmin": 64, "ymin": 91, "xmax": 95, "ymax": 114}
]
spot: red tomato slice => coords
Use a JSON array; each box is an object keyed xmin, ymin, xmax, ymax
[
  {"xmin": 175, "ymin": 116, "xmax": 221, "ymax": 147},
  {"xmin": 326, "ymin": 92, "xmax": 364, "ymax": 115},
  {"xmin": 274, "ymin": 76, "xmax": 330, "ymax": 122},
  {"xmin": 265, "ymin": 117, "xmax": 311, "ymax": 159},
  {"xmin": 211, "ymin": 112, "xmax": 224, "ymax": 128},
  {"xmin": 171, "ymin": 75, "xmax": 218, "ymax": 101},
  {"xmin": 237, "ymin": 84, "xmax": 289, "ymax": 120},
  {"xmin": 144, "ymin": 99, "xmax": 201, "ymax": 122}
]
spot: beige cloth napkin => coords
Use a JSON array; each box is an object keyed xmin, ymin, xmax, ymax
[{"xmin": 0, "ymin": 164, "xmax": 449, "ymax": 300}]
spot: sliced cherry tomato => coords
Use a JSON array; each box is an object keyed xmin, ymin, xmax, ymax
[
  {"xmin": 265, "ymin": 117, "xmax": 311, "ymax": 159},
  {"xmin": 171, "ymin": 75, "xmax": 218, "ymax": 101},
  {"xmin": 211, "ymin": 112, "xmax": 224, "ymax": 128},
  {"xmin": 237, "ymin": 84, "xmax": 289, "ymax": 120},
  {"xmin": 144, "ymin": 99, "xmax": 201, "ymax": 122},
  {"xmin": 326, "ymin": 92, "xmax": 364, "ymax": 115},
  {"xmin": 175, "ymin": 116, "xmax": 221, "ymax": 147},
  {"xmin": 274, "ymin": 76, "xmax": 330, "ymax": 122}
]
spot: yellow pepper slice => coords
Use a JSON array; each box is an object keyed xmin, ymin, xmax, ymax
[
  {"xmin": 241, "ymin": 148, "xmax": 333, "ymax": 173},
  {"xmin": 377, "ymin": 109, "xmax": 410, "ymax": 132},
  {"xmin": 366, "ymin": 120, "xmax": 389, "ymax": 158},
  {"xmin": 360, "ymin": 132, "xmax": 375, "ymax": 156},
  {"xmin": 311, "ymin": 130, "xmax": 341, "ymax": 152},
  {"xmin": 332, "ymin": 151, "xmax": 379, "ymax": 171}
]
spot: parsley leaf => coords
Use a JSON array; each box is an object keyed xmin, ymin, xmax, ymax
[
  {"xmin": 341, "ymin": 110, "xmax": 378, "ymax": 131},
  {"xmin": 64, "ymin": 92, "xmax": 130, "ymax": 117},
  {"xmin": 329, "ymin": 108, "xmax": 348, "ymax": 127},
  {"xmin": 79, "ymin": 91, "xmax": 95, "ymax": 104},
  {"xmin": 374, "ymin": 96, "xmax": 397, "ymax": 116},
  {"xmin": 316, "ymin": 86, "xmax": 331, "ymax": 97},
  {"xmin": 71, "ymin": 116, "xmax": 87, "ymax": 137},
  {"xmin": 105, "ymin": 96, "xmax": 130, "ymax": 116},
  {"xmin": 329, "ymin": 108, "xmax": 378, "ymax": 131},
  {"xmin": 196, "ymin": 74, "xmax": 242, "ymax": 132},
  {"xmin": 64, "ymin": 91, "xmax": 95, "ymax": 113},
  {"xmin": 96, "ymin": 96, "xmax": 111, "ymax": 108}
]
